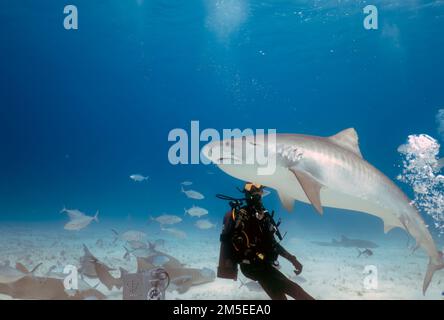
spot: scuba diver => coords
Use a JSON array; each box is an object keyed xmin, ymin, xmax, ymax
[{"xmin": 217, "ymin": 183, "xmax": 314, "ymax": 300}]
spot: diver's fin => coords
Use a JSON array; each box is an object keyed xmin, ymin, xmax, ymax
[
  {"xmin": 289, "ymin": 168, "xmax": 323, "ymax": 215},
  {"xmin": 277, "ymin": 189, "xmax": 294, "ymax": 212},
  {"xmin": 328, "ymin": 128, "xmax": 363, "ymax": 158},
  {"xmin": 423, "ymin": 251, "xmax": 444, "ymax": 295}
]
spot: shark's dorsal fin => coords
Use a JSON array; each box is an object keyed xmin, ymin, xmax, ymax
[
  {"xmin": 277, "ymin": 189, "xmax": 295, "ymax": 212},
  {"xmin": 290, "ymin": 168, "xmax": 323, "ymax": 215},
  {"xmin": 328, "ymin": 128, "xmax": 363, "ymax": 158}
]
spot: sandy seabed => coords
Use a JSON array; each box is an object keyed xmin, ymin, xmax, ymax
[{"xmin": 0, "ymin": 221, "xmax": 443, "ymax": 300}]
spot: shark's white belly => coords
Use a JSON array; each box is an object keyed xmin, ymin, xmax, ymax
[{"xmin": 252, "ymin": 165, "xmax": 404, "ymax": 229}]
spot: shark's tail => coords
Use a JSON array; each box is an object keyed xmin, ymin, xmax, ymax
[
  {"xmin": 60, "ymin": 205, "xmax": 66, "ymax": 214},
  {"xmin": 356, "ymin": 249, "xmax": 362, "ymax": 258},
  {"xmin": 423, "ymin": 251, "xmax": 444, "ymax": 295},
  {"xmin": 94, "ymin": 211, "xmax": 99, "ymax": 223},
  {"xmin": 184, "ymin": 208, "xmax": 188, "ymax": 216}
]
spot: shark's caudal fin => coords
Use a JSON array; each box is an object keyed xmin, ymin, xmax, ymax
[
  {"xmin": 423, "ymin": 251, "xmax": 444, "ymax": 295},
  {"xmin": 60, "ymin": 206, "xmax": 66, "ymax": 214},
  {"xmin": 93, "ymin": 211, "xmax": 99, "ymax": 223}
]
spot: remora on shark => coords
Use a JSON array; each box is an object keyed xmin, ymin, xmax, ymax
[{"xmin": 202, "ymin": 128, "xmax": 444, "ymax": 294}]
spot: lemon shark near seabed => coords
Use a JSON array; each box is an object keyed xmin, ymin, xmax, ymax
[{"xmin": 202, "ymin": 128, "xmax": 444, "ymax": 294}]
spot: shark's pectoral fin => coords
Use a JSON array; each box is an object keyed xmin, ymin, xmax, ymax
[
  {"xmin": 277, "ymin": 189, "xmax": 295, "ymax": 212},
  {"xmin": 289, "ymin": 168, "xmax": 323, "ymax": 215}
]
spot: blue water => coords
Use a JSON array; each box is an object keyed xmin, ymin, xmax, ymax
[{"xmin": 1, "ymin": 0, "xmax": 444, "ymax": 244}]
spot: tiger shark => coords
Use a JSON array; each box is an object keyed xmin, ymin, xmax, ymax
[{"xmin": 202, "ymin": 128, "xmax": 444, "ymax": 294}]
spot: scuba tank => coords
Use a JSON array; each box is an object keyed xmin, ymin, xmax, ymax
[{"xmin": 216, "ymin": 194, "xmax": 244, "ymax": 280}]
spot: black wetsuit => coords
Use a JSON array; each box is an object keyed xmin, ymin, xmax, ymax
[{"xmin": 232, "ymin": 206, "xmax": 314, "ymax": 300}]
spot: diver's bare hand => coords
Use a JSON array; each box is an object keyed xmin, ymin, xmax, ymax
[{"xmin": 289, "ymin": 255, "xmax": 303, "ymax": 275}]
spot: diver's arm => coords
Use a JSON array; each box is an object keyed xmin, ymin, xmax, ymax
[
  {"xmin": 275, "ymin": 242, "xmax": 303, "ymax": 275},
  {"xmin": 275, "ymin": 242, "xmax": 292, "ymax": 260}
]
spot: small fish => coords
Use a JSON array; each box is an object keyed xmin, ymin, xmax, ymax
[
  {"xmin": 151, "ymin": 214, "xmax": 182, "ymax": 225},
  {"xmin": 123, "ymin": 242, "xmax": 157, "ymax": 259},
  {"xmin": 184, "ymin": 206, "xmax": 208, "ymax": 218},
  {"xmin": 64, "ymin": 211, "xmax": 99, "ymax": 231},
  {"xmin": 60, "ymin": 207, "xmax": 86, "ymax": 220},
  {"xmin": 195, "ymin": 219, "xmax": 216, "ymax": 230},
  {"xmin": 181, "ymin": 181, "xmax": 193, "ymax": 186},
  {"xmin": 357, "ymin": 248, "xmax": 374, "ymax": 258},
  {"xmin": 181, "ymin": 187, "xmax": 204, "ymax": 200},
  {"xmin": 262, "ymin": 189, "xmax": 271, "ymax": 197},
  {"xmin": 161, "ymin": 227, "xmax": 187, "ymax": 239},
  {"xmin": 127, "ymin": 240, "xmax": 148, "ymax": 250},
  {"xmin": 111, "ymin": 229, "xmax": 147, "ymax": 243},
  {"xmin": 129, "ymin": 174, "xmax": 149, "ymax": 182}
]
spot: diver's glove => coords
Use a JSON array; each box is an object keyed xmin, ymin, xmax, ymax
[{"xmin": 289, "ymin": 255, "xmax": 303, "ymax": 275}]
